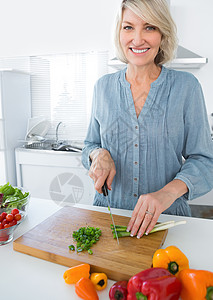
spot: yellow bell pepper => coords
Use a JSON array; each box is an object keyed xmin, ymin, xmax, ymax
[
  {"xmin": 90, "ymin": 272, "xmax": 108, "ymax": 290},
  {"xmin": 152, "ymin": 245, "xmax": 189, "ymax": 276},
  {"xmin": 63, "ymin": 263, "xmax": 90, "ymax": 284}
]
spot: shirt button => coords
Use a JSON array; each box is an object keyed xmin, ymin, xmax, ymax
[
  {"xmin": 134, "ymin": 194, "xmax": 137, "ymax": 197},
  {"xmin": 135, "ymin": 144, "xmax": 138, "ymax": 147},
  {"xmin": 134, "ymin": 178, "xmax": 137, "ymax": 181},
  {"xmin": 134, "ymin": 161, "xmax": 138, "ymax": 165},
  {"xmin": 135, "ymin": 125, "xmax": 138, "ymax": 129}
]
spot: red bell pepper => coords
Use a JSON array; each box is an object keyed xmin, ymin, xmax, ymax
[
  {"xmin": 109, "ymin": 280, "xmax": 128, "ymax": 300},
  {"xmin": 127, "ymin": 268, "xmax": 181, "ymax": 300}
]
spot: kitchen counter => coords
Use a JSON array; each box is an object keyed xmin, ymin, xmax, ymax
[{"xmin": 1, "ymin": 198, "xmax": 213, "ymax": 300}]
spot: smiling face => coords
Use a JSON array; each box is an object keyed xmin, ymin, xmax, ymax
[{"xmin": 120, "ymin": 8, "xmax": 162, "ymax": 68}]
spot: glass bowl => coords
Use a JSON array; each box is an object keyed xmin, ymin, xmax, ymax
[
  {"xmin": 0, "ymin": 221, "xmax": 22, "ymax": 245},
  {"xmin": 0, "ymin": 187, "xmax": 30, "ymax": 219}
]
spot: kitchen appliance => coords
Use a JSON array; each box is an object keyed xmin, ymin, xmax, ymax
[
  {"xmin": 109, "ymin": 45, "xmax": 208, "ymax": 71},
  {"xmin": 13, "ymin": 206, "xmax": 168, "ymax": 281},
  {"xmin": 0, "ymin": 71, "xmax": 31, "ymax": 185}
]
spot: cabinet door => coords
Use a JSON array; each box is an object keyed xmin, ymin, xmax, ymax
[
  {"xmin": 20, "ymin": 164, "xmax": 95, "ymax": 206},
  {"xmin": 0, "ymin": 151, "xmax": 6, "ymax": 183},
  {"xmin": 0, "ymin": 119, "xmax": 6, "ymax": 184}
]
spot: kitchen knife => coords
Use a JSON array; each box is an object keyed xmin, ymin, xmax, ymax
[{"xmin": 102, "ymin": 181, "xmax": 119, "ymax": 245}]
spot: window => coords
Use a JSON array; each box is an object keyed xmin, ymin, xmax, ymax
[
  {"xmin": 0, "ymin": 51, "xmax": 109, "ymax": 143},
  {"xmin": 30, "ymin": 51, "xmax": 109, "ymax": 142}
]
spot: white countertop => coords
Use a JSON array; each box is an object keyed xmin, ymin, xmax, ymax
[{"xmin": 1, "ymin": 197, "xmax": 213, "ymax": 300}]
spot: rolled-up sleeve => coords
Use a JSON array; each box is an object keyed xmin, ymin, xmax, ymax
[
  {"xmin": 174, "ymin": 80, "xmax": 213, "ymax": 200},
  {"xmin": 81, "ymin": 83, "xmax": 101, "ymax": 170}
]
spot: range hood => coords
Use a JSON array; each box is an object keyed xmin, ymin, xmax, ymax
[
  {"xmin": 167, "ymin": 45, "xmax": 208, "ymax": 69},
  {"xmin": 108, "ymin": 45, "xmax": 208, "ymax": 70}
]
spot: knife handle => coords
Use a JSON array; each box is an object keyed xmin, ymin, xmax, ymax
[{"xmin": 102, "ymin": 181, "xmax": 108, "ymax": 197}]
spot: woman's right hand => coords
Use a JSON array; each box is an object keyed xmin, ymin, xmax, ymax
[{"xmin": 89, "ymin": 148, "xmax": 116, "ymax": 193}]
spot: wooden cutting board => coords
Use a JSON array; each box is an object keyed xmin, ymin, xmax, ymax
[{"xmin": 13, "ymin": 206, "xmax": 167, "ymax": 281}]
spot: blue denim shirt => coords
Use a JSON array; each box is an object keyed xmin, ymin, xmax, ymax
[{"xmin": 82, "ymin": 66, "xmax": 213, "ymax": 216}]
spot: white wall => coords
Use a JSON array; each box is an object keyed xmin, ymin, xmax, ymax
[
  {"xmin": 0, "ymin": 0, "xmax": 212, "ymax": 116},
  {"xmin": 171, "ymin": 0, "xmax": 213, "ymax": 115},
  {"xmin": 0, "ymin": 0, "xmax": 120, "ymax": 55}
]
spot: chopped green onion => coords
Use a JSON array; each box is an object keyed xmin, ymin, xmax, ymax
[
  {"xmin": 77, "ymin": 248, "xmax": 83, "ymax": 252},
  {"xmin": 69, "ymin": 226, "xmax": 102, "ymax": 254},
  {"xmin": 68, "ymin": 244, "xmax": 75, "ymax": 251}
]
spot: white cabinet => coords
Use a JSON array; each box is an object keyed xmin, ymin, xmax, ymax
[
  {"xmin": 15, "ymin": 148, "xmax": 95, "ymax": 206},
  {"xmin": 0, "ymin": 71, "xmax": 31, "ymax": 185}
]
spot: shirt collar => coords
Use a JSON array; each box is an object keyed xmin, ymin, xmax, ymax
[{"xmin": 119, "ymin": 65, "xmax": 167, "ymax": 88}]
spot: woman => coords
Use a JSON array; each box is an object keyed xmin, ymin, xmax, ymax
[{"xmin": 82, "ymin": 0, "xmax": 213, "ymax": 238}]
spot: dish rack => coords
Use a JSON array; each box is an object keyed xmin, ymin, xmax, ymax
[{"xmin": 23, "ymin": 140, "xmax": 56, "ymax": 150}]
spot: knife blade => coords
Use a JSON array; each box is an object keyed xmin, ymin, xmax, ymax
[{"xmin": 102, "ymin": 181, "xmax": 119, "ymax": 245}]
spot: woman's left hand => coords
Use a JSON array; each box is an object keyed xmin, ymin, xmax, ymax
[{"xmin": 127, "ymin": 179, "xmax": 188, "ymax": 238}]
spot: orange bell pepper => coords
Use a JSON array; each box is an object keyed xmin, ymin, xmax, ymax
[
  {"xmin": 75, "ymin": 277, "xmax": 99, "ymax": 300},
  {"xmin": 178, "ymin": 269, "xmax": 213, "ymax": 300},
  {"xmin": 63, "ymin": 263, "xmax": 90, "ymax": 284},
  {"xmin": 152, "ymin": 245, "xmax": 189, "ymax": 276}
]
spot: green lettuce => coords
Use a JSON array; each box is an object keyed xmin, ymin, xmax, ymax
[{"xmin": 0, "ymin": 182, "xmax": 29, "ymax": 212}]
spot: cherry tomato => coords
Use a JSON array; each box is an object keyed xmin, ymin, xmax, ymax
[
  {"xmin": 1, "ymin": 212, "xmax": 7, "ymax": 219},
  {"xmin": 6, "ymin": 214, "xmax": 14, "ymax": 222},
  {"xmin": 11, "ymin": 208, "xmax": 19, "ymax": 216},
  {"xmin": 14, "ymin": 214, "xmax": 22, "ymax": 221},
  {"xmin": 0, "ymin": 215, "xmax": 3, "ymax": 222},
  {"xmin": 2, "ymin": 219, "xmax": 8, "ymax": 226},
  {"xmin": 0, "ymin": 223, "xmax": 4, "ymax": 229},
  {"xmin": 4, "ymin": 223, "xmax": 11, "ymax": 228},
  {"xmin": 10, "ymin": 219, "xmax": 17, "ymax": 226},
  {"xmin": 8, "ymin": 221, "xmax": 16, "ymax": 227}
]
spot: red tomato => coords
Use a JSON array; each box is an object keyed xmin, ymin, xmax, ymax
[
  {"xmin": 10, "ymin": 219, "xmax": 17, "ymax": 226},
  {"xmin": 0, "ymin": 223, "xmax": 4, "ymax": 229},
  {"xmin": 1, "ymin": 212, "xmax": 7, "ymax": 219},
  {"xmin": 6, "ymin": 214, "xmax": 14, "ymax": 222},
  {"xmin": 14, "ymin": 214, "xmax": 22, "ymax": 221},
  {"xmin": 4, "ymin": 223, "xmax": 11, "ymax": 228},
  {"xmin": 2, "ymin": 219, "xmax": 8, "ymax": 226},
  {"xmin": 8, "ymin": 221, "xmax": 16, "ymax": 227},
  {"xmin": 11, "ymin": 208, "xmax": 19, "ymax": 216},
  {"xmin": 0, "ymin": 215, "xmax": 3, "ymax": 222}
]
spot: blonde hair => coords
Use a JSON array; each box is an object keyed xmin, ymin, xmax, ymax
[{"xmin": 114, "ymin": 0, "xmax": 178, "ymax": 65}]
